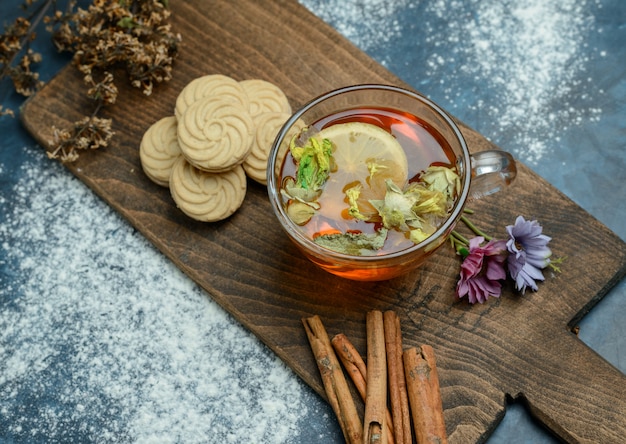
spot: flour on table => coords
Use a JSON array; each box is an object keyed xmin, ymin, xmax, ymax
[
  {"xmin": 424, "ymin": 0, "xmax": 603, "ymax": 164},
  {"xmin": 299, "ymin": 0, "xmax": 411, "ymax": 67},
  {"xmin": 0, "ymin": 147, "xmax": 324, "ymax": 443},
  {"xmin": 300, "ymin": 0, "xmax": 604, "ymax": 164}
]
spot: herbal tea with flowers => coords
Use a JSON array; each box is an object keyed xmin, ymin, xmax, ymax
[
  {"xmin": 451, "ymin": 213, "xmax": 563, "ymax": 304},
  {"xmin": 281, "ymin": 113, "xmax": 462, "ymax": 257},
  {"xmin": 281, "ymin": 116, "xmax": 562, "ymax": 298}
]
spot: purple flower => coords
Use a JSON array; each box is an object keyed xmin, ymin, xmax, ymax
[
  {"xmin": 456, "ymin": 236, "xmax": 507, "ymax": 304},
  {"xmin": 506, "ymin": 216, "xmax": 552, "ymax": 294}
]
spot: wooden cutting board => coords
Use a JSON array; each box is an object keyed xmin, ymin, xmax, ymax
[{"xmin": 20, "ymin": 1, "xmax": 626, "ymax": 442}]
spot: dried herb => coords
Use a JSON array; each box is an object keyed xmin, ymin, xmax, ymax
[
  {"xmin": 1, "ymin": 0, "xmax": 182, "ymax": 162},
  {"xmin": 314, "ymin": 228, "xmax": 388, "ymax": 256},
  {"xmin": 48, "ymin": 0, "xmax": 181, "ymax": 97},
  {"xmin": 0, "ymin": 2, "xmax": 52, "ymax": 108},
  {"xmin": 48, "ymin": 114, "xmax": 113, "ymax": 163}
]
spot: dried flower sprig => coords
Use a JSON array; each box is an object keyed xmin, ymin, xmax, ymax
[
  {"xmin": 43, "ymin": 0, "xmax": 181, "ymax": 162},
  {"xmin": 452, "ymin": 212, "xmax": 563, "ymax": 303},
  {"xmin": 2, "ymin": 0, "xmax": 181, "ymax": 162},
  {"xmin": 47, "ymin": 0, "xmax": 181, "ymax": 98},
  {"xmin": 48, "ymin": 114, "xmax": 114, "ymax": 162},
  {"xmin": 0, "ymin": 1, "xmax": 54, "ymax": 114}
]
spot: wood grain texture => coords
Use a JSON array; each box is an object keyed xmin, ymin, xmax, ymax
[{"xmin": 20, "ymin": 0, "xmax": 626, "ymax": 442}]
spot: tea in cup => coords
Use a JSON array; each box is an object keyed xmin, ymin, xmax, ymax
[{"xmin": 267, "ymin": 84, "xmax": 516, "ymax": 281}]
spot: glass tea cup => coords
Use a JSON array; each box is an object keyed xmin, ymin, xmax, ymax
[{"xmin": 267, "ymin": 84, "xmax": 516, "ymax": 281}]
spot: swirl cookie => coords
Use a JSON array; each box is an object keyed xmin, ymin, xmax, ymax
[
  {"xmin": 169, "ymin": 156, "xmax": 247, "ymax": 222},
  {"xmin": 240, "ymin": 79, "xmax": 292, "ymax": 118},
  {"xmin": 177, "ymin": 96, "xmax": 254, "ymax": 173},
  {"xmin": 139, "ymin": 115, "xmax": 181, "ymax": 187},
  {"xmin": 243, "ymin": 112, "xmax": 291, "ymax": 185},
  {"xmin": 175, "ymin": 74, "xmax": 249, "ymax": 119}
]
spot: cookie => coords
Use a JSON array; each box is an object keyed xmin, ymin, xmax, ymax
[
  {"xmin": 139, "ymin": 115, "xmax": 181, "ymax": 187},
  {"xmin": 177, "ymin": 96, "xmax": 254, "ymax": 173},
  {"xmin": 243, "ymin": 112, "xmax": 291, "ymax": 185},
  {"xmin": 240, "ymin": 79, "xmax": 291, "ymax": 118},
  {"xmin": 169, "ymin": 156, "xmax": 247, "ymax": 222},
  {"xmin": 175, "ymin": 74, "xmax": 249, "ymax": 119}
]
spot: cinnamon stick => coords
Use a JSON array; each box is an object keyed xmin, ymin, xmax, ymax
[
  {"xmin": 331, "ymin": 334, "xmax": 368, "ymax": 399},
  {"xmin": 383, "ymin": 311, "xmax": 412, "ymax": 444},
  {"xmin": 331, "ymin": 333, "xmax": 395, "ymax": 444},
  {"xmin": 302, "ymin": 316, "xmax": 363, "ymax": 444},
  {"xmin": 403, "ymin": 345, "xmax": 448, "ymax": 444},
  {"xmin": 363, "ymin": 310, "xmax": 388, "ymax": 444}
]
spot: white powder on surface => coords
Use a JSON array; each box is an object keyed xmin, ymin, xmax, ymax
[
  {"xmin": 423, "ymin": 0, "xmax": 602, "ymax": 164},
  {"xmin": 299, "ymin": 0, "xmax": 411, "ymax": 67},
  {"xmin": 301, "ymin": 0, "xmax": 604, "ymax": 164},
  {"xmin": 0, "ymin": 147, "xmax": 323, "ymax": 443}
]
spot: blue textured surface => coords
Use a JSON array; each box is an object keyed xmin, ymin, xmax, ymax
[{"xmin": 1, "ymin": 1, "xmax": 624, "ymax": 443}]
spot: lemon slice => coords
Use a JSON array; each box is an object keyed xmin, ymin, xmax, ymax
[{"xmin": 316, "ymin": 122, "xmax": 408, "ymax": 220}]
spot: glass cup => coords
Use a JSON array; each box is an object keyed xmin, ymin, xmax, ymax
[{"xmin": 267, "ymin": 84, "xmax": 516, "ymax": 281}]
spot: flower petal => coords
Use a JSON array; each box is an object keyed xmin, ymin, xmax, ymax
[{"xmin": 456, "ymin": 236, "xmax": 506, "ymax": 303}]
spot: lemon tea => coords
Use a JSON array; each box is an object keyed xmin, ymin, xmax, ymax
[
  {"xmin": 278, "ymin": 106, "xmax": 459, "ymax": 258},
  {"xmin": 268, "ymin": 85, "xmax": 515, "ymax": 280}
]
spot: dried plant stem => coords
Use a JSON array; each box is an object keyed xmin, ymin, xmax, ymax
[
  {"xmin": 331, "ymin": 333, "xmax": 395, "ymax": 444},
  {"xmin": 0, "ymin": 0, "xmax": 53, "ymax": 80},
  {"xmin": 450, "ymin": 230, "xmax": 469, "ymax": 246},
  {"xmin": 302, "ymin": 316, "xmax": 362, "ymax": 444},
  {"xmin": 364, "ymin": 310, "xmax": 388, "ymax": 444},
  {"xmin": 460, "ymin": 215, "xmax": 492, "ymax": 240},
  {"xmin": 383, "ymin": 311, "xmax": 412, "ymax": 444},
  {"xmin": 403, "ymin": 345, "xmax": 448, "ymax": 444},
  {"xmin": 47, "ymin": 100, "xmax": 107, "ymax": 161}
]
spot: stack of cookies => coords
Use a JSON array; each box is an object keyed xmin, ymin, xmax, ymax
[{"xmin": 140, "ymin": 74, "xmax": 292, "ymax": 222}]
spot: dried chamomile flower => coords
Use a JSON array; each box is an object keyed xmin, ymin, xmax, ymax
[
  {"xmin": 345, "ymin": 183, "xmax": 369, "ymax": 221},
  {"xmin": 3, "ymin": 1, "xmax": 182, "ymax": 162},
  {"xmin": 314, "ymin": 228, "xmax": 389, "ymax": 256},
  {"xmin": 1, "ymin": 13, "xmax": 44, "ymax": 114},
  {"xmin": 11, "ymin": 48, "xmax": 44, "ymax": 96},
  {"xmin": 48, "ymin": 115, "xmax": 114, "ymax": 163},
  {"xmin": 370, "ymin": 180, "xmax": 421, "ymax": 232},
  {"xmin": 0, "ymin": 17, "xmax": 31, "ymax": 59},
  {"xmin": 290, "ymin": 134, "xmax": 333, "ymax": 192},
  {"xmin": 85, "ymin": 71, "xmax": 118, "ymax": 105},
  {"xmin": 48, "ymin": 0, "xmax": 181, "ymax": 97},
  {"xmin": 420, "ymin": 165, "xmax": 460, "ymax": 202},
  {"xmin": 39, "ymin": 0, "xmax": 181, "ymax": 161}
]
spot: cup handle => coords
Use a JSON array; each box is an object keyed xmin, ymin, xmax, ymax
[{"xmin": 468, "ymin": 150, "xmax": 517, "ymax": 200}]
